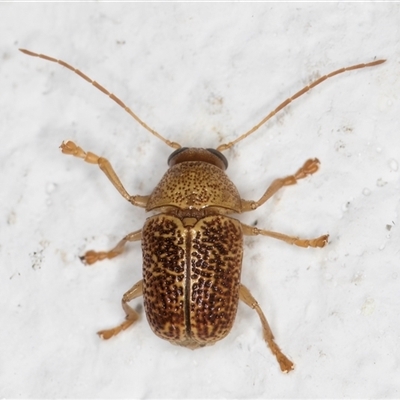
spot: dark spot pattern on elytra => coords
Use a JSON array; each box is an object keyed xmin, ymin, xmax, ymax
[
  {"xmin": 142, "ymin": 216, "xmax": 187, "ymax": 341},
  {"xmin": 189, "ymin": 216, "xmax": 243, "ymax": 343},
  {"xmin": 142, "ymin": 214, "xmax": 243, "ymax": 347}
]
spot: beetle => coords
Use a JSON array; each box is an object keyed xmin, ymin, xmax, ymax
[{"xmin": 20, "ymin": 49, "xmax": 385, "ymax": 372}]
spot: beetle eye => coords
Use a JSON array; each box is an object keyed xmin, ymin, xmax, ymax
[
  {"xmin": 206, "ymin": 148, "xmax": 228, "ymax": 169},
  {"xmin": 168, "ymin": 147, "xmax": 188, "ymax": 165}
]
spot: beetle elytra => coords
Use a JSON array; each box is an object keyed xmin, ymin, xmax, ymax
[{"xmin": 20, "ymin": 49, "xmax": 385, "ymax": 372}]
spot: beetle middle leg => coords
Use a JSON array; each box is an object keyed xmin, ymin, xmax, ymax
[
  {"xmin": 241, "ymin": 223, "xmax": 328, "ymax": 248},
  {"xmin": 60, "ymin": 141, "xmax": 149, "ymax": 208},
  {"xmin": 97, "ymin": 280, "xmax": 143, "ymax": 340},
  {"xmin": 82, "ymin": 229, "xmax": 142, "ymax": 265},
  {"xmin": 239, "ymin": 284, "xmax": 294, "ymax": 373},
  {"xmin": 241, "ymin": 158, "xmax": 320, "ymax": 212}
]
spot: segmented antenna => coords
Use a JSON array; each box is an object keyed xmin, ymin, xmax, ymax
[
  {"xmin": 19, "ymin": 48, "xmax": 181, "ymax": 150},
  {"xmin": 216, "ymin": 59, "xmax": 386, "ymax": 152}
]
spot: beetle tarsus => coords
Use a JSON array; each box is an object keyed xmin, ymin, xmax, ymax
[
  {"xmin": 80, "ymin": 250, "xmax": 114, "ymax": 265},
  {"xmin": 294, "ymin": 158, "xmax": 320, "ymax": 179},
  {"xmin": 98, "ymin": 281, "xmax": 143, "ymax": 339},
  {"xmin": 97, "ymin": 318, "xmax": 136, "ymax": 340}
]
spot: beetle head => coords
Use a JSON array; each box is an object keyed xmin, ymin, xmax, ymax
[{"xmin": 168, "ymin": 147, "xmax": 228, "ymax": 171}]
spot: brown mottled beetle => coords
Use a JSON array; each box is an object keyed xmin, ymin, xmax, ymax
[{"xmin": 20, "ymin": 49, "xmax": 385, "ymax": 372}]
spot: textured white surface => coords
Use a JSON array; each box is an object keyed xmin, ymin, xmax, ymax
[{"xmin": 1, "ymin": 3, "xmax": 399, "ymax": 398}]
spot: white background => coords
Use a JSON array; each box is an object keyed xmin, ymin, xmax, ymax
[{"xmin": 1, "ymin": 3, "xmax": 399, "ymax": 398}]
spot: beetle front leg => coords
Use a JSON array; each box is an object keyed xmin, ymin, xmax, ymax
[
  {"xmin": 82, "ymin": 230, "xmax": 142, "ymax": 265},
  {"xmin": 239, "ymin": 284, "xmax": 294, "ymax": 373},
  {"xmin": 60, "ymin": 141, "xmax": 149, "ymax": 208},
  {"xmin": 241, "ymin": 158, "xmax": 320, "ymax": 212},
  {"xmin": 241, "ymin": 223, "xmax": 328, "ymax": 248},
  {"xmin": 98, "ymin": 280, "xmax": 143, "ymax": 340}
]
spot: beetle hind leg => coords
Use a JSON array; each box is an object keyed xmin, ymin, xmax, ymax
[
  {"xmin": 239, "ymin": 284, "xmax": 294, "ymax": 373},
  {"xmin": 98, "ymin": 280, "xmax": 143, "ymax": 340},
  {"xmin": 82, "ymin": 230, "xmax": 142, "ymax": 265}
]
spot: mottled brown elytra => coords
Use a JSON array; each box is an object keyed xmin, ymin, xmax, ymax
[{"xmin": 20, "ymin": 48, "xmax": 385, "ymax": 372}]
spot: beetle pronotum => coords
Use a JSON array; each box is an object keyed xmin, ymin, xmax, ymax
[{"xmin": 20, "ymin": 48, "xmax": 385, "ymax": 372}]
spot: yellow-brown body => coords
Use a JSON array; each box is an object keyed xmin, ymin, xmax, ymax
[{"xmin": 143, "ymin": 150, "xmax": 244, "ymax": 348}]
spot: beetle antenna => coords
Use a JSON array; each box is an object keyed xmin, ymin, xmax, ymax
[
  {"xmin": 19, "ymin": 48, "xmax": 181, "ymax": 150},
  {"xmin": 216, "ymin": 59, "xmax": 386, "ymax": 152}
]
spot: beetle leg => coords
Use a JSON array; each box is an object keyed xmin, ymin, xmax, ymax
[
  {"xmin": 241, "ymin": 223, "xmax": 328, "ymax": 248},
  {"xmin": 81, "ymin": 229, "xmax": 142, "ymax": 265},
  {"xmin": 98, "ymin": 280, "xmax": 143, "ymax": 340},
  {"xmin": 239, "ymin": 284, "xmax": 294, "ymax": 373},
  {"xmin": 241, "ymin": 158, "xmax": 320, "ymax": 212},
  {"xmin": 60, "ymin": 141, "xmax": 149, "ymax": 208}
]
